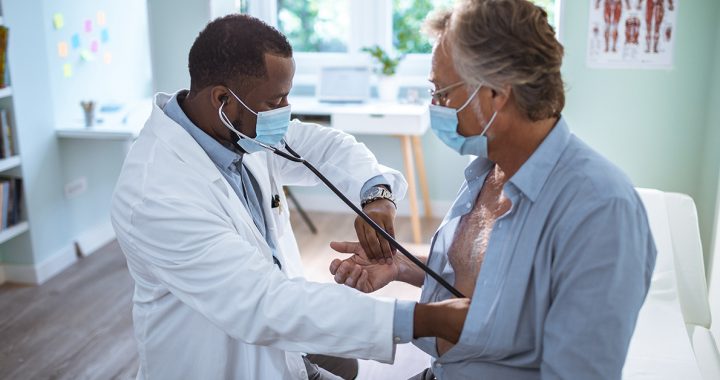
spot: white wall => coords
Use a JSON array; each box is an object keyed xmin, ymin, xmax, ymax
[
  {"xmin": 0, "ymin": 0, "xmax": 153, "ymax": 269},
  {"xmin": 147, "ymin": 0, "xmax": 211, "ymax": 93},
  {"xmin": 48, "ymin": 0, "xmax": 153, "ymax": 256}
]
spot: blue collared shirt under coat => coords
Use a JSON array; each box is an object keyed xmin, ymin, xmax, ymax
[
  {"xmin": 163, "ymin": 90, "xmax": 415, "ymax": 344},
  {"xmin": 413, "ymin": 117, "xmax": 657, "ymax": 379}
]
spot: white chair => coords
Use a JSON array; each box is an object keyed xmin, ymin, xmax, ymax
[
  {"xmin": 709, "ymin": 190, "xmax": 720, "ymax": 353},
  {"xmin": 625, "ymin": 188, "xmax": 720, "ymax": 379}
]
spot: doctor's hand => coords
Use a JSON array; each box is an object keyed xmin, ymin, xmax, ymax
[
  {"xmin": 329, "ymin": 241, "xmax": 410, "ymax": 293},
  {"xmin": 356, "ymin": 199, "xmax": 397, "ymax": 264}
]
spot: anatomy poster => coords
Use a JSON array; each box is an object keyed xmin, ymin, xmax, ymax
[{"xmin": 587, "ymin": 0, "xmax": 677, "ymax": 69}]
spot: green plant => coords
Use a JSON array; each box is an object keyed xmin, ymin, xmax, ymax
[{"xmin": 362, "ymin": 45, "xmax": 405, "ymax": 76}]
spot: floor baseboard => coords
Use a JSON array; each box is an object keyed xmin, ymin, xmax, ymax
[
  {"xmin": 75, "ymin": 221, "xmax": 116, "ymax": 257},
  {"xmin": 2, "ymin": 244, "xmax": 77, "ymax": 285}
]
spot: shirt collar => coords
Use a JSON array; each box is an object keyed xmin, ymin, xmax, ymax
[
  {"xmin": 508, "ymin": 116, "xmax": 571, "ymax": 202},
  {"xmin": 163, "ymin": 90, "xmax": 242, "ymax": 171}
]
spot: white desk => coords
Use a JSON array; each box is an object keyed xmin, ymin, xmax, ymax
[{"xmin": 292, "ymin": 97, "xmax": 432, "ymax": 244}]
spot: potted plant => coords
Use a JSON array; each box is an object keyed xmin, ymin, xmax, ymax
[{"xmin": 362, "ymin": 45, "xmax": 404, "ymax": 101}]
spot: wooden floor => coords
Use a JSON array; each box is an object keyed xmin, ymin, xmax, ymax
[{"xmin": 0, "ymin": 211, "xmax": 442, "ymax": 380}]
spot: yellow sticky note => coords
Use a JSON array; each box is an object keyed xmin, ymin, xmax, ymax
[
  {"xmin": 57, "ymin": 41, "xmax": 68, "ymax": 58},
  {"xmin": 53, "ymin": 13, "xmax": 64, "ymax": 30},
  {"xmin": 63, "ymin": 63, "xmax": 72, "ymax": 78},
  {"xmin": 97, "ymin": 11, "xmax": 107, "ymax": 27},
  {"xmin": 103, "ymin": 52, "xmax": 112, "ymax": 65}
]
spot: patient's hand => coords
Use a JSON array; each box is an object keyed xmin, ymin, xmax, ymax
[
  {"xmin": 329, "ymin": 241, "xmax": 402, "ymax": 292},
  {"xmin": 356, "ymin": 199, "xmax": 397, "ymax": 264}
]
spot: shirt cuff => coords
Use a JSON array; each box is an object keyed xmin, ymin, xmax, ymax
[
  {"xmin": 392, "ymin": 300, "xmax": 416, "ymax": 344},
  {"xmin": 360, "ymin": 175, "xmax": 391, "ymax": 198}
]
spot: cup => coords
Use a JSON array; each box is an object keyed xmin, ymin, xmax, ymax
[{"xmin": 80, "ymin": 101, "xmax": 95, "ymax": 127}]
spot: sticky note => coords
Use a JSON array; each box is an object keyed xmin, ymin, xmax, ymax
[
  {"xmin": 97, "ymin": 11, "xmax": 107, "ymax": 27},
  {"xmin": 53, "ymin": 13, "xmax": 64, "ymax": 30},
  {"xmin": 71, "ymin": 34, "xmax": 81, "ymax": 49},
  {"xmin": 103, "ymin": 52, "xmax": 112, "ymax": 65},
  {"xmin": 63, "ymin": 63, "xmax": 72, "ymax": 78},
  {"xmin": 80, "ymin": 50, "xmax": 95, "ymax": 61},
  {"xmin": 101, "ymin": 29, "xmax": 110, "ymax": 43},
  {"xmin": 90, "ymin": 40, "xmax": 99, "ymax": 53},
  {"xmin": 57, "ymin": 41, "xmax": 68, "ymax": 58},
  {"xmin": 85, "ymin": 19, "xmax": 92, "ymax": 33}
]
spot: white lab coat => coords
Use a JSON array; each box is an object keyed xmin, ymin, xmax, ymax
[{"xmin": 111, "ymin": 93, "xmax": 409, "ymax": 380}]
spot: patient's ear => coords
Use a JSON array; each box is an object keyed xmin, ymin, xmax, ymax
[{"xmin": 491, "ymin": 85, "xmax": 512, "ymax": 112}]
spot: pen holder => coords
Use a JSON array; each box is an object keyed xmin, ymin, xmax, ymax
[{"xmin": 80, "ymin": 100, "xmax": 95, "ymax": 127}]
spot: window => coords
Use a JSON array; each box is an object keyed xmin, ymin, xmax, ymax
[
  {"xmin": 530, "ymin": 0, "xmax": 557, "ymax": 28},
  {"xmin": 277, "ymin": 0, "xmax": 350, "ymax": 53},
  {"xmin": 393, "ymin": 0, "xmax": 454, "ymax": 55},
  {"xmin": 236, "ymin": 0, "xmax": 560, "ymax": 81}
]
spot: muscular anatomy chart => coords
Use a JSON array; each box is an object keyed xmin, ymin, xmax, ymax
[{"xmin": 587, "ymin": 0, "xmax": 677, "ymax": 69}]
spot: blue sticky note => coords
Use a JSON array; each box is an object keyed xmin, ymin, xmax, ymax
[
  {"xmin": 71, "ymin": 34, "xmax": 81, "ymax": 49},
  {"xmin": 101, "ymin": 28, "xmax": 109, "ymax": 43}
]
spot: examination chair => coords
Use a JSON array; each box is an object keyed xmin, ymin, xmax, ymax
[{"xmin": 624, "ymin": 188, "xmax": 720, "ymax": 379}]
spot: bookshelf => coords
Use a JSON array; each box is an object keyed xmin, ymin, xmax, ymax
[
  {"xmin": 0, "ymin": 155, "xmax": 20, "ymax": 172},
  {"xmin": 0, "ymin": 3, "xmax": 34, "ymax": 284},
  {"xmin": 0, "ymin": 221, "xmax": 27, "ymax": 245}
]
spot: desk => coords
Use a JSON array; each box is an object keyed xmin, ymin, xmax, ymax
[{"xmin": 292, "ymin": 97, "xmax": 432, "ymax": 244}]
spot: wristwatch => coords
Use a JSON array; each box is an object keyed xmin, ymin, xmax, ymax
[{"xmin": 361, "ymin": 186, "xmax": 396, "ymax": 208}]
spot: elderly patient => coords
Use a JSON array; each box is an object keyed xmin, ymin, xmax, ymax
[{"xmin": 329, "ymin": 0, "xmax": 657, "ymax": 379}]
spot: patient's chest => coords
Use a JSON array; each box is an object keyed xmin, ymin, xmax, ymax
[{"xmin": 447, "ymin": 169, "xmax": 511, "ymax": 298}]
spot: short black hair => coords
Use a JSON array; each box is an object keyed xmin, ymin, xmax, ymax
[{"xmin": 188, "ymin": 14, "xmax": 292, "ymax": 91}]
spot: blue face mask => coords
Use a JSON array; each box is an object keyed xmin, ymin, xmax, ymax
[
  {"xmin": 429, "ymin": 86, "xmax": 497, "ymax": 157},
  {"xmin": 219, "ymin": 88, "xmax": 292, "ymax": 154}
]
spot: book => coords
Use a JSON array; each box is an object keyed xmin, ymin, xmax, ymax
[
  {"xmin": 0, "ymin": 109, "xmax": 8, "ymax": 158},
  {"xmin": 0, "ymin": 26, "xmax": 8, "ymax": 89},
  {"xmin": 13, "ymin": 178, "xmax": 22, "ymax": 225},
  {"xmin": 1, "ymin": 180, "xmax": 8, "ymax": 229}
]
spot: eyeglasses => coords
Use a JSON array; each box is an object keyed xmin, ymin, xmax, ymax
[{"xmin": 428, "ymin": 81, "xmax": 464, "ymax": 104}]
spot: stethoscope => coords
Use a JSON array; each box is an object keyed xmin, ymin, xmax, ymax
[{"xmin": 219, "ymin": 100, "xmax": 465, "ymax": 298}]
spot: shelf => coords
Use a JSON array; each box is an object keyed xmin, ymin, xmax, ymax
[
  {"xmin": 0, "ymin": 156, "xmax": 20, "ymax": 172},
  {"xmin": 56, "ymin": 122, "xmax": 141, "ymax": 140},
  {"xmin": 0, "ymin": 87, "xmax": 11, "ymax": 99},
  {"xmin": 0, "ymin": 221, "xmax": 29, "ymax": 244}
]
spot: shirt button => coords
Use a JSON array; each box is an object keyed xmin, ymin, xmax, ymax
[
  {"xmin": 435, "ymin": 362, "xmax": 442, "ymax": 368},
  {"xmin": 394, "ymin": 336, "xmax": 401, "ymax": 343},
  {"xmin": 465, "ymin": 202, "xmax": 471, "ymax": 208}
]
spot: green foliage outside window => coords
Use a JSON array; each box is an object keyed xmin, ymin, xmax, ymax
[
  {"xmin": 393, "ymin": 0, "xmax": 556, "ymax": 54},
  {"xmin": 277, "ymin": 0, "xmax": 348, "ymax": 53},
  {"xmin": 393, "ymin": 0, "xmax": 453, "ymax": 54}
]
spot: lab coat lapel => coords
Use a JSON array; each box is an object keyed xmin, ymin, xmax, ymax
[
  {"xmin": 242, "ymin": 152, "xmax": 281, "ymax": 240},
  {"xmin": 147, "ymin": 94, "xmax": 271, "ymax": 259}
]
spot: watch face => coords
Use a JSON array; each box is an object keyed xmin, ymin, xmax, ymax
[{"xmin": 363, "ymin": 187, "xmax": 393, "ymax": 201}]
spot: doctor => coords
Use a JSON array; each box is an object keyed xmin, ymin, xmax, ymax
[
  {"xmin": 329, "ymin": 1, "xmax": 657, "ymax": 379},
  {"xmin": 111, "ymin": 14, "xmax": 468, "ymax": 380}
]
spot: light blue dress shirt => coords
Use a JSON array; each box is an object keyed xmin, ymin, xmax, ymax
[
  {"xmin": 414, "ymin": 117, "xmax": 656, "ymax": 379},
  {"xmin": 163, "ymin": 90, "xmax": 416, "ymax": 344}
]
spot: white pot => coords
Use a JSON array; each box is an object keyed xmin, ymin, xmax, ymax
[{"xmin": 377, "ymin": 75, "xmax": 399, "ymax": 102}]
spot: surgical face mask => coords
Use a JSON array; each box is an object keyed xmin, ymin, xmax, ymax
[
  {"xmin": 218, "ymin": 88, "xmax": 291, "ymax": 154},
  {"xmin": 429, "ymin": 86, "xmax": 497, "ymax": 157}
]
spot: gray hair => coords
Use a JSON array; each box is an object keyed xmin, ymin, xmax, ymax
[{"xmin": 425, "ymin": 0, "xmax": 565, "ymax": 121}]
